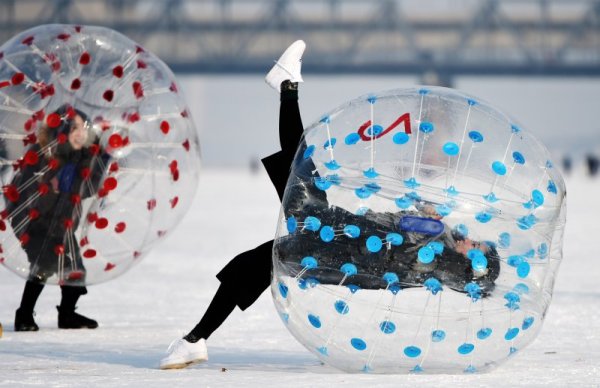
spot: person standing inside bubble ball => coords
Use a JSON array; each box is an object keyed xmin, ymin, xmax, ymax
[
  {"xmin": 5, "ymin": 105, "xmax": 108, "ymax": 331},
  {"xmin": 159, "ymin": 41, "xmax": 500, "ymax": 369}
]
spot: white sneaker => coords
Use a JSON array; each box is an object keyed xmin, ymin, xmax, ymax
[
  {"xmin": 265, "ymin": 40, "xmax": 306, "ymax": 92},
  {"xmin": 159, "ymin": 338, "xmax": 208, "ymax": 370}
]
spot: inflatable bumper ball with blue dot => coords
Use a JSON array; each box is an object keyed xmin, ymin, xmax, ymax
[
  {"xmin": 0, "ymin": 25, "xmax": 200, "ymax": 285},
  {"xmin": 271, "ymin": 87, "xmax": 566, "ymax": 373}
]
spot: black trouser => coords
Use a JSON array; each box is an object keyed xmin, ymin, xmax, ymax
[
  {"xmin": 18, "ymin": 281, "xmax": 88, "ymax": 314},
  {"xmin": 18, "ymin": 233, "xmax": 88, "ymax": 314},
  {"xmin": 186, "ymin": 89, "xmax": 303, "ymax": 341}
]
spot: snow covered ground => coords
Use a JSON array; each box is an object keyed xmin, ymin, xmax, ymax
[{"xmin": 1, "ymin": 168, "xmax": 599, "ymax": 387}]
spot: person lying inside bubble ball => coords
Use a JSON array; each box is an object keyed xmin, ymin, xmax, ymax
[
  {"xmin": 159, "ymin": 40, "xmax": 500, "ymax": 369},
  {"xmin": 276, "ymin": 195, "xmax": 501, "ymax": 297},
  {"xmin": 5, "ymin": 104, "xmax": 110, "ymax": 331}
]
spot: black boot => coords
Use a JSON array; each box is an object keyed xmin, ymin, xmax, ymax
[
  {"xmin": 57, "ymin": 285, "xmax": 98, "ymax": 329},
  {"xmin": 57, "ymin": 306, "xmax": 98, "ymax": 329},
  {"xmin": 15, "ymin": 281, "xmax": 44, "ymax": 332},
  {"xmin": 14, "ymin": 308, "xmax": 39, "ymax": 331}
]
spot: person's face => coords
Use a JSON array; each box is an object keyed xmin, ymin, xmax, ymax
[
  {"xmin": 68, "ymin": 115, "xmax": 89, "ymax": 150},
  {"xmin": 455, "ymin": 238, "xmax": 489, "ymax": 256}
]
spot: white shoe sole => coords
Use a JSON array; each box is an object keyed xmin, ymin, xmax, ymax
[{"xmin": 159, "ymin": 356, "xmax": 208, "ymax": 370}]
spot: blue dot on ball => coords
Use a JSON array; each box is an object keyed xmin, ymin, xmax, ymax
[
  {"xmin": 303, "ymin": 216, "xmax": 321, "ymax": 231},
  {"xmin": 513, "ymin": 283, "xmax": 530, "ymax": 294},
  {"xmin": 351, "ymin": 338, "xmax": 367, "ymax": 351},
  {"xmin": 286, "ymin": 216, "xmax": 297, "ymax": 233},
  {"xmin": 320, "ymin": 226, "xmax": 335, "ymax": 242},
  {"xmin": 301, "ymin": 256, "xmax": 318, "ymax": 269},
  {"xmin": 379, "ymin": 321, "xmax": 396, "ymax": 334},
  {"xmin": 340, "ymin": 262, "xmax": 358, "ymax": 275},
  {"xmin": 472, "ymin": 256, "xmax": 488, "ymax": 271},
  {"xmin": 395, "ymin": 196, "xmax": 413, "ymax": 209},
  {"xmin": 343, "ymin": 225, "xmax": 361, "ymax": 238},
  {"xmin": 386, "ymin": 233, "xmax": 403, "ymax": 246},
  {"xmin": 418, "ymin": 246, "xmax": 435, "ymax": 264},
  {"xmin": 366, "ymin": 236, "xmax": 383, "ymax": 253},
  {"xmin": 435, "ymin": 204, "xmax": 452, "ymax": 217},
  {"xmin": 404, "ymin": 177, "xmax": 420, "ymax": 189},
  {"xmin": 404, "ymin": 346, "xmax": 421, "ymax": 358},
  {"xmin": 427, "ymin": 241, "xmax": 444, "ymax": 255},
  {"xmin": 513, "ymin": 151, "xmax": 525, "ymax": 165},
  {"xmin": 477, "ymin": 327, "xmax": 492, "ymax": 340},
  {"xmin": 458, "ymin": 343, "xmax": 475, "ymax": 355},
  {"xmin": 314, "ymin": 176, "xmax": 332, "ymax": 191},
  {"xmin": 419, "ymin": 121, "xmax": 435, "ymax": 134},
  {"xmin": 505, "ymin": 327, "xmax": 519, "ymax": 340},
  {"xmin": 443, "ymin": 142, "xmax": 460, "ymax": 156},
  {"xmin": 507, "ymin": 255, "xmax": 524, "ymax": 267},
  {"xmin": 393, "ymin": 132, "xmax": 410, "ymax": 145},
  {"xmin": 334, "ymin": 300, "xmax": 349, "ymax": 315},
  {"xmin": 431, "ymin": 330, "xmax": 446, "ymax": 342},
  {"xmin": 382, "ymin": 272, "xmax": 399, "ymax": 285},
  {"xmin": 308, "ymin": 314, "xmax": 322, "ymax": 329},
  {"xmin": 517, "ymin": 261, "xmax": 530, "ymax": 278},
  {"xmin": 364, "ymin": 182, "xmax": 381, "ymax": 193},
  {"xmin": 278, "ymin": 282, "xmax": 288, "ymax": 298},
  {"xmin": 492, "ymin": 161, "xmax": 507, "ymax": 175},
  {"xmin": 467, "ymin": 248, "xmax": 484, "ymax": 260},
  {"xmin": 532, "ymin": 189, "xmax": 544, "ymax": 207},
  {"xmin": 475, "ymin": 211, "xmax": 492, "ymax": 223},
  {"xmin": 356, "ymin": 206, "xmax": 369, "ymax": 216},
  {"xmin": 324, "ymin": 160, "xmax": 341, "ymax": 170},
  {"xmin": 454, "ymin": 224, "xmax": 469, "ymax": 238},
  {"xmin": 345, "ymin": 132, "xmax": 360, "ymax": 145},
  {"xmin": 498, "ymin": 232, "xmax": 511, "ymax": 248},
  {"xmin": 424, "ymin": 277, "xmax": 443, "ymax": 294},
  {"xmin": 367, "ymin": 124, "xmax": 383, "ymax": 137},
  {"xmin": 363, "ymin": 167, "xmax": 379, "ymax": 179},
  {"xmin": 303, "ymin": 145, "xmax": 315, "ymax": 159},
  {"xmin": 323, "ymin": 138, "xmax": 337, "ymax": 149},
  {"xmin": 522, "ymin": 316, "xmax": 535, "ymax": 330},
  {"xmin": 355, "ymin": 187, "xmax": 372, "ymax": 199},
  {"xmin": 547, "ymin": 180, "xmax": 558, "ymax": 194},
  {"xmin": 469, "ymin": 130, "xmax": 484, "ymax": 143}
]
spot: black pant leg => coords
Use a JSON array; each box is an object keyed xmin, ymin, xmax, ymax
[
  {"xmin": 59, "ymin": 285, "xmax": 88, "ymax": 311},
  {"xmin": 279, "ymin": 90, "xmax": 304, "ymax": 154},
  {"xmin": 186, "ymin": 284, "xmax": 237, "ymax": 341},
  {"xmin": 18, "ymin": 281, "xmax": 44, "ymax": 313},
  {"xmin": 192, "ymin": 91, "xmax": 306, "ymax": 337}
]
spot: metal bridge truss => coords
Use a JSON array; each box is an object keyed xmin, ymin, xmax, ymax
[{"xmin": 1, "ymin": 0, "xmax": 599, "ymax": 78}]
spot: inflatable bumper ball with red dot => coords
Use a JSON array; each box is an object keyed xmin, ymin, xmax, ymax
[
  {"xmin": 272, "ymin": 87, "xmax": 566, "ymax": 373},
  {"xmin": 0, "ymin": 25, "xmax": 200, "ymax": 285}
]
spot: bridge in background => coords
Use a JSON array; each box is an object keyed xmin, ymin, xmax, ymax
[{"xmin": 1, "ymin": 0, "xmax": 599, "ymax": 82}]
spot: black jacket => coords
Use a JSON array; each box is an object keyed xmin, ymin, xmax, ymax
[{"xmin": 6, "ymin": 141, "xmax": 106, "ymax": 280}]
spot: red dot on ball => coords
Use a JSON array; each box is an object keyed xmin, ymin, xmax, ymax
[
  {"xmin": 95, "ymin": 218, "xmax": 109, "ymax": 229},
  {"xmin": 83, "ymin": 249, "xmax": 97, "ymax": 259},
  {"xmin": 103, "ymin": 177, "xmax": 118, "ymax": 191},
  {"xmin": 46, "ymin": 113, "xmax": 62, "ymax": 128}
]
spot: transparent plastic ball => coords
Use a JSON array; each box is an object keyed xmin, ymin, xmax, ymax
[
  {"xmin": 0, "ymin": 25, "xmax": 200, "ymax": 285},
  {"xmin": 272, "ymin": 86, "xmax": 566, "ymax": 373}
]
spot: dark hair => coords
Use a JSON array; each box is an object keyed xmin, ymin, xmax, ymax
[{"xmin": 53, "ymin": 104, "xmax": 89, "ymax": 135}]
